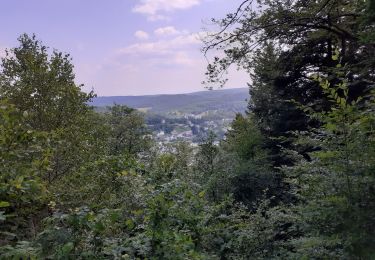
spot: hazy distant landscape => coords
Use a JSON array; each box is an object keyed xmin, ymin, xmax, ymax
[
  {"xmin": 92, "ymin": 88, "xmax": 248, "ymax": 143},
  {"xmin": 91, "ymin": 88, "xmax": 248, "ymax": 113}
]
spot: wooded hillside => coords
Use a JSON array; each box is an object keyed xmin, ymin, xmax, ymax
[{"xmin": 0, "ymin": 1, "xmax": 374, "ymax": 259}]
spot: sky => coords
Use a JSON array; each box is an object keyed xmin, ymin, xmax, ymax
[{"xmin": 0, "ymin": 0, "xmax": 250, "ymax": 96}]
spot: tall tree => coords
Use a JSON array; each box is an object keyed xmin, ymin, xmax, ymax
[
  {"xmin": 286, "ymin": 65, "xmax": 375, "ymax": 258},
  {"xmin": 0, "ymin": 34, "xmax": 94, "ymax": 131},
  {"xmin": 204, "ymin": 0, "xmax": 375, "ymax": 165},
  {"xmin": 0, "ymin": 34, "xmax": 102, "ymax": 182}
]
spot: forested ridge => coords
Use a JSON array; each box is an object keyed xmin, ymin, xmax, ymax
[{"xmin": 0, "ymin": 0, "xmax": 374, "ymax": 259}]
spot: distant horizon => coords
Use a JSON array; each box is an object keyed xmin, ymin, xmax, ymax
[{"xmin": 92, "ymin": 87, "xmax": 248, "ymax": 98}]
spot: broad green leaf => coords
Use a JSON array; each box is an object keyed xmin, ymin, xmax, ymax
[{"xmin": 0, "ymin": 201, "xmax": 10, "ymax": 208}]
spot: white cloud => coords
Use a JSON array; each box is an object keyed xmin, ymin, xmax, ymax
[
  {"xmin": 133, "ymin": 0, "xmax": 201, "ymax": 20},
  {"xmin": 172, "ymin": 51, "xmax": 195, "ymax": 66},
  {"xmin": 114, "ymin": 32, "xmax": 208, "ymax": 69},
  {"xmin": 134, "ymin": 30, "xmax": 150, "ymax": 40},
  {"xmin": 148, "ymin": 14, "xmax": 170, "ymax": 22},
  {"xmin": 118, "ymin": 32, "xmax": 206, "ymax": 56},
  {"xmin": 154, "ymin": 26, "xmax": 188, "ymax": 36}
]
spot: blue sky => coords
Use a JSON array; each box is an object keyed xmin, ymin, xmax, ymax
[{"xmin": 0, "ymin": 0, "xmax": 249, "ymax": 96}]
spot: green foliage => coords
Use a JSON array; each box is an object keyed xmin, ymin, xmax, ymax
[
  {"xmin": 0, "ymin": 34, "xmax": 101, "ymax": 183},
  {"xmin": 143, "ymin": 180, "xmax": 208, "ymax": 259},
  {"xmin": 204, "ymin": 0, "xmax": 375, "ymax": 167},
  {"xmin": 285, "ymin": 64, "xmax": 375, "ymax": 258},
  {"xmin": 195, "ymin": 131, "xmax": 218, "ymax": 182},
  {"xmin": 247, "ymin": 43, "xmax": 312, "ymax": 166},
  {"xmin": 224, "ymin": 114, "xmax": 265, "ymax": 161},
  {"xmin": 147, "ymin": 142, "xmax": 194, "ymax": 184},
  {"xmin": 360, "ymin": 0, "xmax": 375, "ymax": 42},
  {"xmin": 0, "ymin": 100, "xmax": 49, "ymax": 244},
  {"xmin": 205, "ymin": 114, "xmax": 282, "ymax": 207},
  {"xmin": 107, "ymin": 104, "xmax": 151, "ymax": 157},
  {"xmin": 0, "ymin": 241, "xmax": 40, "ymax": 259},
  {"xmin": 0, "ymin": 34, "xmax": 94, "ymax": 132},
  {"xmin": 204, "ymin": 0, "xmax": 374, "ymax": 87},
  {"xmin": 1, "ymin": 12, "xmax": 374, "ymax": 258},
  {"xmin": 53, "ymin": 156, "xmax": 149, "ymax": 210},
  {"xmin": 46, "ymin": 110, "xmax": 110, "ymax": 183}
]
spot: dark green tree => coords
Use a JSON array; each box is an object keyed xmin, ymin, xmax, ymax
[
  {"xmin": 204, "ymin": 1, "xmax": 375, "ymax": 164},
  {"xmin": 209, "ymin": 114, "xmax": 284, "ymax": 206},
  {"xmin": 286, "ymin": 65, "xmax": 375, "ymax": 258},
  {"xmin": 107, "ymin": 104, "xmax": 150, "ymax": 157},
  {"xmin": 248, "ymin": 43, "xmax": 317, "ymax": 165},
  {"xmin": 195, "ymin": 131, "xmax": 218, "ymax": 180}
]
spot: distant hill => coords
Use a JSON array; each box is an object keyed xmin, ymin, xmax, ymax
[{"xmin": 90, "ymin": 88, "xmax": 249, "ymax": 114}]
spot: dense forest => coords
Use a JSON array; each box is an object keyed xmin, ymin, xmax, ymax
[{"xmin": 0, "ymin": 0, "xmax": 374, "ymax": 259}]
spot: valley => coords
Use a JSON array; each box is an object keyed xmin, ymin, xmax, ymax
[{"xmin": 91, "ymin": 88, "xmax": 248, "ymax": 143}]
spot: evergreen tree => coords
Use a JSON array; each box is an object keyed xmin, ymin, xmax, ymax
[{"xmin": 204, "ymin": 0, "xmax": 375, "ymax": 157}]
